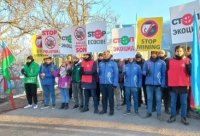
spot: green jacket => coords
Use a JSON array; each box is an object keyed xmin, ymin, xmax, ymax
[
  {"xmin": 23, "ymin": 61, "xmax": 39, "ymax": 84},
  {"xmin": 71, "ymin": 63, "xmax": 81, "ymax": 82}
]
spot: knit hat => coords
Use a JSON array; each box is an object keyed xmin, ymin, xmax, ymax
[
  {"xmin": 159, "ymin": 50, "xmax": 166, "ymax": 55},
  {"xmin": 151, "ymin": 51, "xmax": 158, "ymax": 54},
  {"xmin": 135, "ymin": 53, "xmax": 142, "ymax": 58}
]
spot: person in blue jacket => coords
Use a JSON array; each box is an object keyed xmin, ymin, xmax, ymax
[
  {"xmin": 143, "ymin": 51, "xmax": 166, "ymax": 120},
  {"xmin": 98, "ymin": 50, "xmax": 118, "ymax": 116},
  {"xmin": 39, "ymin": 57, "xmax": 58, "ymax": 109},
  {"xmin": 123, "ymin": 58, "xmax": 142, "ymax": 115}
]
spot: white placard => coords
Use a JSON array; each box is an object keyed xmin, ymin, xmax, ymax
[
  {"xmin": 86, "ymin": 21, "xmax": 107, "ymax": 52},
  {"xmin": 71, "ymin": 25, "xmax": 87, "ymax": 54},
  {"xmin": 170, "ymin": 1, "xmax": 200, "ymax": 44},
  {"xmin": 42, "ymin": 29, "xmax": 59, "ymax": 54},
  {"xmin": 60, "ymin": 27, "xmax": 72, "ymax": 54},
  {"xmin": 112, "ymin": 27, "xmax": 136, "ymax": 59}
]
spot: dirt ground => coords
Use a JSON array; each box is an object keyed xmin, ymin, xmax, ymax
[{"xmin": 0, "ymin": 92, "xmax": 200, "ymax": 136}]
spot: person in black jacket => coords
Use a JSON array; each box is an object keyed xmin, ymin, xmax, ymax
[{"xmin": 158, "ymin": 50, "xmax": 170, "ymax": 114}]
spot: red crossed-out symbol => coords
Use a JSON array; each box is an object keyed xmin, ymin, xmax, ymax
[
  {"xmin": 74, "ymin": 27, "xmax": 86, "ymax": 41},
  {"xmin": 182, "ymin": 14, "xmax": 193, "ymax": 26},
  {"xmin": 35, "ymin": 35, "xmax": 42, "ymax": 48},
  {"xmin": 141, "ymin": 20, "xmax": 158, "ymax": 37},
  {"xmin": 45, "ymin": 36, "xmax": 56, "ymax": 49}
]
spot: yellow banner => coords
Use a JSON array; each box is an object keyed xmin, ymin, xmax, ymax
[
  {"xmin": 136, "ymin": 17, "xmax": 163, "ymax": 51},
  {"xmin": 32, "ymin": 34, "xmax": 48, "ymax": 59}
]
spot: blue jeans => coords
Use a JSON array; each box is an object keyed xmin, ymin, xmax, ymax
[
  {"xmin": 170, "ymin": 91, "xmax": 188, "ymax": 118},
  {"xmin": 146, "ymin": 85, "xmax": 162, "ymax": 114},
  {"xmin": 125, "ymin": 87, "xmax": 138, "ymax": 111},
  {"xmin": 100, "ymin": 84, "xmax": 114, "ymax": 112},
  {"xmin": 43, "ymin": 85, "xmax": 56, "ymax": 105},
  {"xmin": 60, "ymin": 88, "xmax": 69, "ymax": 103},
  {"xmin": 84, "ymin": 89, "xmax": 98, "ymax": 110}
]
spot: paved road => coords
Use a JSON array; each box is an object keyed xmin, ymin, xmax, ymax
[{"xmin": 0, "ymin": 98, "xmax": 200, "ymax": 136}]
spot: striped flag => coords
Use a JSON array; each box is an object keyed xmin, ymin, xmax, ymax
[
  {"xmin": 1, "ymin": 41, "xmax": 16, "ymax": 93},
  {"xmin": 191, "ymin": 11, "xmax": 200, "ymax": 107}
]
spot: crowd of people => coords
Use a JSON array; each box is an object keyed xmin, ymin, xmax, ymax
[{"xmin": 21, "ymin": 45, "xmax": 200, "ymax": 126}]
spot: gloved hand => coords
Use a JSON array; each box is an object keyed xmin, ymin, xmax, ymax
[
  {"xmin": 146, "ymin": 69, "xmax": 150, "ymax": 76},
  {"xmin": 21, "ymin": 68, "xmax": 27, "ymax": 77},
  {"xmin": 80, "ymin": 67, "xmax": 84, "ymax": 75}
]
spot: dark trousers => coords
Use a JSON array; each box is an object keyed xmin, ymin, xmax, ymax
[
  {"xmin": 138, "ymin": 88, "xmax": 142, "ymax": 106},
  {"xmin": 96, "ymin": 82, "xmax": 101, "ymax": 105},
  {"xmin": 25, "ymin": 83, "xmax": 37, "ymax": 105},
  {"xmin": 100, "ymin": 84, "xmax": 114, "ymax": 112},
  {"xmin": 84, "ymin": 89, "xmax": 98, "ymax": 110},
  {"xmin": 176, "ymin": 91, "xmax": 191, "ymax": 113},
  {"xmin": 162, "ymin": 87, "xmax": 170, "ymax": 110},
  {"xmin": 152, "ymin": 91, "xmax": 156, "ymax": 110}
]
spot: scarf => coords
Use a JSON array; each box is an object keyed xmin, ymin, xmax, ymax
[{"xmin": 59, "ymin": 66, "xmax": 67, "ymax": 77}]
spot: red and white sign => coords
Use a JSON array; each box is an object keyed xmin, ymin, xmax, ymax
[
  {"xmin": 42, "ymin": 29, "xmax": 59, "ymax": 54},
  {"xmin": 112, "ymin": 27, "xmax": 136, "ymax": 59},
  {"xmin": 72, "ymin": 25, "xmax": 87, "ymax": 54},
  {"xmin": 141, "ymin": 20, "xmax": 158, "ymax": 37},
  {"xmin": 86, "ymin": 21, "xmax": 107, "ymax": 52},
  {"xmin": 170, "ymin": 1, "xmax": 200, "ymax": 44}
]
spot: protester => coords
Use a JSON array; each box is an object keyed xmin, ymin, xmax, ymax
[
  {"xmin": 21, "ymin": 55, "xmax": 39, "ymax": 109},
  {"xmin": 158, "ymin": 50, "xmax": 170, "ymax": 114},
  {"xmin": 167, "ymin": 45, "xmax": 191, "ymax": 125},
  {"xmin": 39, "ymin": 57, "xmax": 58, "ymax": 109},
  {"xmin": 80, "ymin": 53, "xmax": 98, "ymax": 113},
  {"xmin": 98, "ymin": 50, "xmax": 118, "ymax": 116},
  {"xmin": 52, "ymin": 60, "xmax": 71, "ymax": 110},
  {"xmin": 70, "ymin": 55, "xmax": 83, "ymax": 110},
  {"xmin": 143, "ymin": 51, "xmax": 166, "ymax": 120},
  {"xmin": 123, "ymin": 58, "xmax": 142, "ymax": 115}
]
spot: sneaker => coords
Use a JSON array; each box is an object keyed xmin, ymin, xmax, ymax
[
  {"xmin": 52, "ymin": 104, "xmax": 56, "ymax": 109},
  {"xmin": 59, "ymin": 103, "xmax": 65, "ymax": 109},
  {"xmin": 80, "ymin": 108, "xmax": 89, "ymax": 113},
  {"xmin": 79, "ymin": 105, "xmax": 83, "ymax": 110},
  {"xmin": 33, "ymin": 104, "xmax": 38, "ymax": 109},
  {"xmin": 41, "ymin": 105, "xmax": 49, "ymax": 109},
  {"xmin": 181, "ymin": 117, "xmax": 189, "ymax": 125},
  {"xmin": 109, "ymin": 111, "xmax": 114, "ymax": 116},
  {"xmin": 123, "ymin": 110, "xmax": 131, "ymax": 115},
  {"xmin": 121, "ymin": 103, "xmax": 125, "ymax": 106},
  {"xmin": 99, "ymin": 110, "xmax": 107, "ymax": 115},
  {"xmin": 143, "ymin": 113, "xmax": 152, "ymax": 118},
  {"xmin": 167, "ymin": 116, "xmax": 176, "ymax": 123},
  {"xmin": 73, "ymin": 105, "xmax": 79, "ymax": 109},
  {"xmin": 24, "ymin": 104, "xmax": 32, "ymax": 109},
  {"xmin": 135, "ymin": 111, "xmax": 138, "ymax": 114}
]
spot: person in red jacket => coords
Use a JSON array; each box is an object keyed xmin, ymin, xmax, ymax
[{"xmin": 167, "ymin": 45, "xmax": 191, "ymax": 125}]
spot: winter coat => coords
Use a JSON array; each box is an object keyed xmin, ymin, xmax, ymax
[
  {"xmin": 39, "ymin": 63, "xmax": 58, "ymax": 85},
  {"xmin": 98, "ymin": 59, "xmax": 118, "ymax": 86},
  {"xmin": 71, "ymin": 62, "xmax": 81, "ymax": 83},
  {"xmin": 52, "ymin": 65, "xmax": 71, "ymax": 88},
  {"xmin": 142, "ymin": 57, "xmax": 166, "ymax": 87},
  {"xmin": 81, "ymin": 59, "xmax": 97, "ymax": 89},
  {"xmin": 23, "ymin": 61, "xmax": 39, "ymax": 84},
  {"xmin": 124, "ymin": 62, "xmax": 142, "ymax": 87}
]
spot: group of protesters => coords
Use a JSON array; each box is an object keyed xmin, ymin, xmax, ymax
[{"xmin": 21, "ymin": 44, "xmax": 200, "ymax": 126}]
